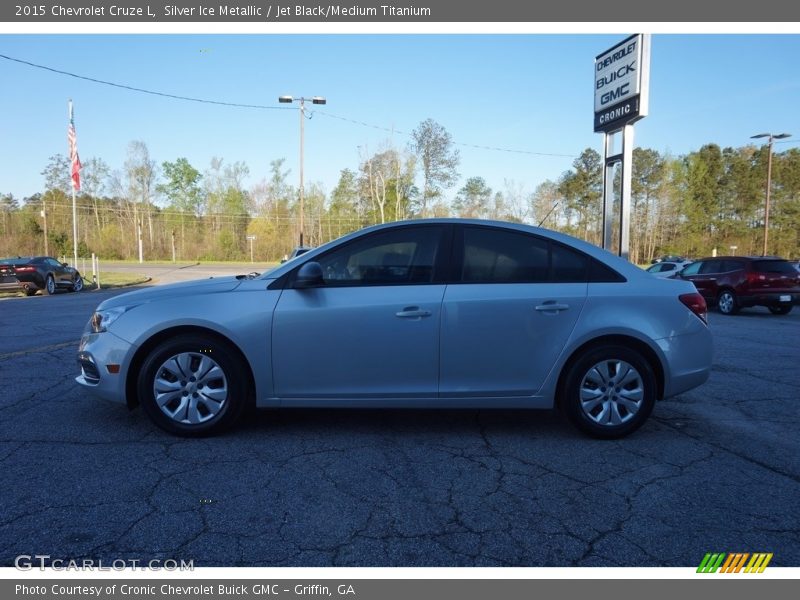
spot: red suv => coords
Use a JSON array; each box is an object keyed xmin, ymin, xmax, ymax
[{"xmin": 677, "ymin": 256, "xmax": 800, "ymax": 315}]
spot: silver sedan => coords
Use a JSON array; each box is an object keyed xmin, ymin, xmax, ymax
[{"xmin": 76, "ymin": 219, "xmax": 712, "ymax": 438}]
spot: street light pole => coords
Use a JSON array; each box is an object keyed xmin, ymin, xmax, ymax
[
  {"xmin": 751, "ymin": 132, "xmax": 791, "ymax": 256},
  {"xmin": 279, "ymin": 95, "xmax": 326, "ymax": 248}
]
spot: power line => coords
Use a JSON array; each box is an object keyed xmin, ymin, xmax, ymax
[
  {"xmin": 315, "ymin": 110, "xmax": 577, "ymax": 158},
  {"xmin": 0, "ymin": 53, "xmax": 294, "ymax": 111},
  {"xmin": 1, "ymin": 53, "xmax": 577, "ymax": 160}
]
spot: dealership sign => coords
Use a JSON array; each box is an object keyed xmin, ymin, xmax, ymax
[{"xmin": 594, "ymin": 34, "xmax": 650, "ymax": 132}]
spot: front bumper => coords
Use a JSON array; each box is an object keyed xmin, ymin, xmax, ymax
[{"xmin": 75, "ymin": 331, "xmax": 136, "ymax": 404}]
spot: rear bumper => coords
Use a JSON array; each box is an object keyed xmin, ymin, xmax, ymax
[
  {"xmin": 0, "ymin": 277, "xmax": 41, "ymax": 293},
  {"xmin": 657, "ymin": 326, "xmax": 713, "ymax": 399},
  {"xmin": 0, "ymin": 280, "xmax": 23, "ymax": 292},
  {"xmin": 739, "ymin": 292, "xmax": 800, "ymax": 308}
]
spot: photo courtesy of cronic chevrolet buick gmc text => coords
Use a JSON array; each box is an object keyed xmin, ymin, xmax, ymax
[
  {"xmin": 75, "ymin": 220, "xmax": 713, "ymax": 439},
  {"xmin": 675, "ymin": 256, "xmax": 800, "ymax": 315}
]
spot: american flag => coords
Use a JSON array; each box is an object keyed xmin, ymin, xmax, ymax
[{"xmin": 68, "ymin": 102, "xmax": 82, "ymax": 191}]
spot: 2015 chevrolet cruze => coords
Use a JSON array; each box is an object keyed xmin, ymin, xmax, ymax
[{"xmin": 76, "ymin": 220, "xmax": 712, "ymax": 438}]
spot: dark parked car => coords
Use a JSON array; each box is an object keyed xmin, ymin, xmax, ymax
[
  {"xmin": 0, "ymin": 256, "xmax": 84, "ymax": 296},
  {"xmin": 651, "ymin": 255, "xmax": 689, "ymax": 264},
  {"xmin": 676, "ymin": 256, "xmax": 800, "ymax": 315},
  {"xmin": 280, "ymin": 246, "xmax": 313, "ymax": 263}
]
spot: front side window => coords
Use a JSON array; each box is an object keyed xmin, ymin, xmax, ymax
[
  {"xmin": 680, "ymin": 262, "xmax": 702, "ymax": 276},
  {"xmin": 314, "ymin": 226, "xmax": 441, "ymax": 286}
]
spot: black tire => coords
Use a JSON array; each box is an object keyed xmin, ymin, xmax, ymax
[
  {"xmin": 72, "ymin": 274, "xmax": 84, "ymax": 293},
  {"xmin": 137, "ymin": 334, "xmax": 249, "ymax": 437},
  {"xmin": 716, "ymin": 289, "xmax": 740, "ymax": 315},
  {"xmin": 42, "ymin": 274, "xmax": 56, "ymax": 296},
  {"xmin": 561, "ymin": 344, "xmax": 657, "ymax": 439},
  {"xmin": 768, "ymin": 305, "xmax": 792, "ymax": 315},
  {"xmin": 24, "ymin": 287, "xmax": 37, "ymax": 296}
]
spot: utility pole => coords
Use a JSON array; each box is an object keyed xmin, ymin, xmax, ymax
[
  {"xmin": 278, "ymin": 95, "xmax": 327, "ymax": 248},
  {"xmin": 751, "ymin": 132, "xmax": 791, "ymax": 256},
  {"xmin": 41, "ymin": 204, "xmax": 49, "ymax": 256}
]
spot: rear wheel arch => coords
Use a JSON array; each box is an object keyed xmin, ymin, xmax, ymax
[
  {"xmin": 125, "ymin": 325, "xmax": 256, "ymax": 412},
  {"xmin": 555, "ymin": 334, "xmax": 665, "ymax": 408}
]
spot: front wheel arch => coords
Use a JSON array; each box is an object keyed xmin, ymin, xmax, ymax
[
  {"xmin": 555, "ymin": 334, "xmax": 664, "ymax": 410},
  {"xmin": 126, "ymin": 326, "xmax": 255, "ymax": 412}
]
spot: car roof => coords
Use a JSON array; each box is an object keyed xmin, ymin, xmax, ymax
[
  {"xmin": 260, "ymin": 218, "xmax": 648, "ymax": 281},
  {"xmin": 695, "ymin": 255, "xmax": 788, "ymax": 261}
]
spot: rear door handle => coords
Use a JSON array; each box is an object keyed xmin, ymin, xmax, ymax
[
  {"xmin": 535, "ymin": 302, "xmax": 570, "ymax": 312},
  {"xmin": 396, "ymin": 306, "xmax": 432, "ymax": 319}
]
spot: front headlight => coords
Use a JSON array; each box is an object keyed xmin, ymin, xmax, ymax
[{"xmin": 89, "ymin": 306, "xmax": 134, "ymax": 333}]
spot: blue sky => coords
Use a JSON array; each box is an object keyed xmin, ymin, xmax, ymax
[{"xmin": 1, "ymin": 34, "xmax": 799, "ymax": 202}]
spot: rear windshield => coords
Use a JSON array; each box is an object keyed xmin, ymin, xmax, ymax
[{"xmin": 752, "ymin": 260, "xmax": 797, "ymax": 275}]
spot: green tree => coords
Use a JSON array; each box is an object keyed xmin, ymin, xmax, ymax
[
  {"xmin": 558, "ymin": 148, "xmax": 602, "ymax": 243},
  {"xmin": 409, "ymin": 118, "xmax": 460, "ymax": 216},
  {"xmin": 453, "ymin": 176, "xmax": 493, "ymax": 218},
  {"xmin": 158, "ymin": 157, "xmax": 203, "ymax": 259}
]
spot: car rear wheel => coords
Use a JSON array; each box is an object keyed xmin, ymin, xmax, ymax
[
  {"xmin": 717, "ymin": 290, "xmax": 739, "ymax": 315},
  {"xmin": 562, "ymin": 345, "xmax": 656, "ymax": 439},
  {"xmin": 137, "ymin": 334, "xmax": 248, "ymax": 436},
  {"xmin": 768, "ymin": 305, "xmax": 792, "ymax": 315},
  {"xmin": 72, "ymin": 275, "xmax": 84, "ymax": 292},
  {"xmin": 43, "ymin": 274, "xmax": 56, "ymax": 295}
]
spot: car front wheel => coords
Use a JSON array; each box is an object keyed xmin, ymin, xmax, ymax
[
  {"xmin": 72, "ymin": 275, "xmax": 84, "ymax": 292},
  {"xmin": 562, "ymin": 345, "xmax": 657, "ymax": 439},
  {"xmin": 137, "ymin": 334, "xmax": 249, "ymax": 436}
]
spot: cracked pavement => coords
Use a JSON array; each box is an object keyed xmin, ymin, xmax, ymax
[{"xmin": 0, "ymin": 287, "xmax": 798, "ymax": 567}]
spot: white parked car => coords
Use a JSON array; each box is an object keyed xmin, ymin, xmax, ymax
[{"xmin": 646, "ymin": 261, "xmax": 692, "ymax": 279}]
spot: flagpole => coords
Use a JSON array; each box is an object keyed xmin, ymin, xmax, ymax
[{"xmin": 69, "ymin": 99, "xmax": 78, "ymax": 267}]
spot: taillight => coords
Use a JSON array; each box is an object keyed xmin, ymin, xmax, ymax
[
  {"xmin": 679, "ymin": 292, "xmax": 708, "ymax": 324},
  {"xmin": 14, "ymin": 266, "xmax": 36, "ymax": 272}
]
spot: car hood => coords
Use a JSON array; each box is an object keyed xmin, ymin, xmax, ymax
[{"xmin": 97, "ymin": 276, "xmax": 243, "ymax": 310}]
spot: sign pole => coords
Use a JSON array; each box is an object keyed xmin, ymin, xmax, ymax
[
  {"xmin": 594, "ymin": 34, "xmax": 650, "ymax": 259},
  {"xmin": 619, "ymin": 124, "xmax": 635, "ymax": 260},
  {"xmin": 601, "ymin": 132, "xmax": 615, "ymax": 251}
]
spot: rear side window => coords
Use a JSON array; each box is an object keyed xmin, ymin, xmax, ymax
[
  {"xmin": 462, "ymin": 228, "xmax": 549, "ymax": 283},
  {"xmin": 589, "ymin": 259, "xmax": 626, "ymax": 282},
  {"xmin": 752, "ymin": 260, "xmax": 797, "ymax": 275},
  {"xmin": 551, "ymin": 243, "xmax": 588, "ymax": 282},
  {"xmin": 720, "ymin": 260, "xmax": 744, "ymax": 272},
  {"xmin": 459, "ymin": 227, "xmax": 623, "ymax": 283},
  {"xmin": 699, "ymin": 261, "xmax": 720, "ymax": 274}
]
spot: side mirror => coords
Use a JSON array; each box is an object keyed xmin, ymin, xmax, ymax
[
  {"xmin": 294, "ymin": 262, "xmax": 323, "ymax": 289},
  {"xmin": 62, "ymin": 262, "xmax": 69, "ymax": 267}
]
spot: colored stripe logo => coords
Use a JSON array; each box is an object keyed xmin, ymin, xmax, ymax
[{"xmin": 697, "ymin": 552, "xmax": 773, "ymax": 573}]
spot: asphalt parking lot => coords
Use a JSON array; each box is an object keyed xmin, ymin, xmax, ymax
[{"xmin": 0, "ymin": 278, "xmax": 798, "ymax": 567}]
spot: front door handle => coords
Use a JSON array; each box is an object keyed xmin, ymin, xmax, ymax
[
  {"xmin": 535, "ymin": 302, "xmax": 570, "ymax": 312},
  {"xmin": 396, "ymin": 306, "xmax": 432, "ymax": 319}
]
